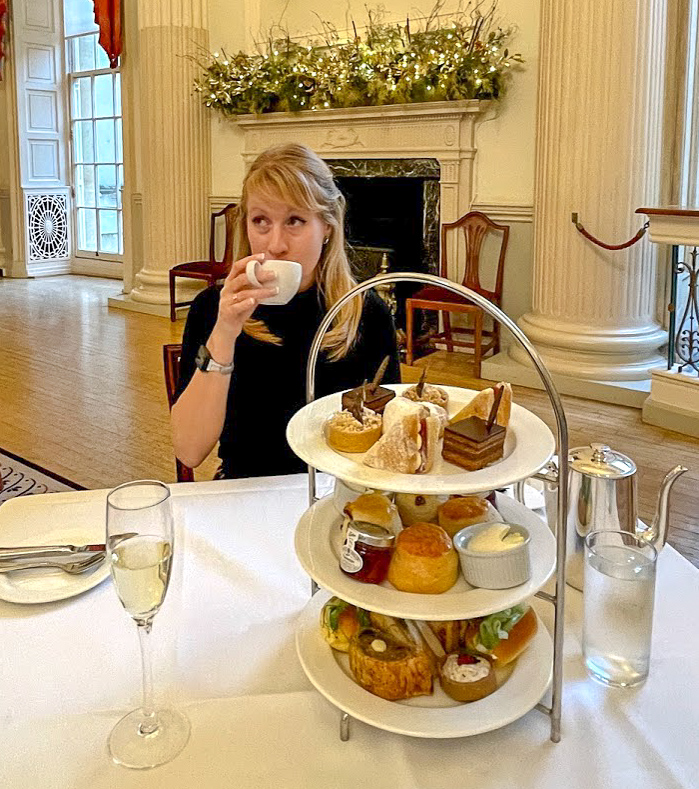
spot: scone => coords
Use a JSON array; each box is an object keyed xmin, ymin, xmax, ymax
[
  {"xmin": 395, "ymin": 493, "xmax": 445, "ymax": 527},
  {"xmin": 437, "ymin": 496, "xmax": 492, "ymax": 538},
  {"xmin": 387, "ymin": 522, "xmax": 459, "ymax": 594}
]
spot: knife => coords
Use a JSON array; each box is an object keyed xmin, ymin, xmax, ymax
[{"xmin": 0, "ymin": 532, "xmax": 136, "ymax": 568}]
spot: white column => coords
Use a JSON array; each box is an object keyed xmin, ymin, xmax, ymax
[
  {"xmin": 507, "ymin": 0, "xmax": 667, "ymax": 382},
  {"xmin": 125, "ymin": 0, "xmax": 211, "ymax": 311}
]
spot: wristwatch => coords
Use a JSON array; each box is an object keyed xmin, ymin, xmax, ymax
[{"xmin": 195, "ymin": 345, "xmax": 234, "ymax": 375}]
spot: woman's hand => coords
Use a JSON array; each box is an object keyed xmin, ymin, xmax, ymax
[{"xmin": 207, "ymin": 253, "xmax": 278, "ymax": 361}]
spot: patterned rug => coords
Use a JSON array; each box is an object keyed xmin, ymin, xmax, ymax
[{"xmin": 0, "ymin": 448, "xmax": 83, "ymax": 505}]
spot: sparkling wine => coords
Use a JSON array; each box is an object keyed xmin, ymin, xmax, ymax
[{"xmin": 110, "ymin": 536, "xmax": 172, "ymax": 622}]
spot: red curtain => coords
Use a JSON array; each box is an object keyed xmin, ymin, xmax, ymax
[
  {"xmin": 0, "ymin": 0, "xmax": 8, "ymax": 81},
  {"xmin": 93, "ymin": 0, "xmax": 121, "ymax": 69}
]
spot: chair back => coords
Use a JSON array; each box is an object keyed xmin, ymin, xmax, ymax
[
  {"xmin": 208, "ymin": 203, "xmax": 238, "ymax": 266},
  {"xmin": 440, "ymin": 211, "xmax": 509, "ymax": 302},
  {"xmin": 162, "ymin": 343, "xmax": 194, "ymax": 482}
]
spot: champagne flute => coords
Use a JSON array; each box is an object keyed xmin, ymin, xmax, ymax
[{"xmin": 106, "ymin": 480, "xmax": 190, "ymax": 769}]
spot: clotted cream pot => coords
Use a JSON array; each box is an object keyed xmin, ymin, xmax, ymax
[{"xmin": 538, "ymin": 444, "xmax": 687, "ymax": 591}]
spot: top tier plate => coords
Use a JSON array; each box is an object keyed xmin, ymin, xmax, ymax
[{"xmin": 286, "ymin": 384, "xmax": 555, "ymax": 494}]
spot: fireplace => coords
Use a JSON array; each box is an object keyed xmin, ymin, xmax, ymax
[
  {"xmin": 238, "ymin": 99, "xmax": 489, "ymax": 332},
  {"xmin": 327, "ymin": 158, "xmax": 440, "ymax": 328}
]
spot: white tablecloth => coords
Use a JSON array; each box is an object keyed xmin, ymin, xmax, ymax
[{"xmin": 0, "ymin": 475, "xmax": 696, "ymax": 788}]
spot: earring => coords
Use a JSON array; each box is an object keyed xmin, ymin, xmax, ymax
[{"xmin": 323, "ymin": 236, "xmax": 330, "ymax": 246}]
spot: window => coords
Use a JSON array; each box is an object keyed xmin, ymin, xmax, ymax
[{"xmin": 64, "ymin": 1, "xmax": 123, "ymax": 258}]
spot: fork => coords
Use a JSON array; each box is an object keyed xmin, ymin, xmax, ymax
[{"xmin": 0, "ymin": 552, "xmax": 106, "ymax": 575}]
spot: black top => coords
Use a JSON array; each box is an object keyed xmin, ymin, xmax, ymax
[{"xmin": 176, "ymin": 285, "xmax": 400, "ymax": 478}]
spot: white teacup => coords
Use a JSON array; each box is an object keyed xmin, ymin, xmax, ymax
[{"xmin": 245, "ymin": 258, "xmax": 303, "ymax": 305}]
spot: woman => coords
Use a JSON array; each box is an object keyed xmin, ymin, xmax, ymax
[{"xmin": 172, "ymin": 143, "xmax": 400, "ymax": 478}]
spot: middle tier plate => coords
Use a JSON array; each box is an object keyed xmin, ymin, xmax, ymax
[
  {"xmin": 295, "ymin": 493, "xmax": 556, "ymax": 621},
  {"xmin": 286, "ymin": 384, "xmax": 555, "ymax": 495}
]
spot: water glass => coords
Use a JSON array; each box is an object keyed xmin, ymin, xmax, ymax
[{"xmin": 583, "ymin": 529, "xmax": 657, "ymax": 687}]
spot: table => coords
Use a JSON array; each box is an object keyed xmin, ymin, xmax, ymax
[{"xmin": 0, "ymin": 475, "xmax": 697, "ymax": 788}]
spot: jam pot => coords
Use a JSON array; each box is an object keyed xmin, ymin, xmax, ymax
[{"xmin": 340, "ymin": 520, "xmax": 395, "ymax": 584}]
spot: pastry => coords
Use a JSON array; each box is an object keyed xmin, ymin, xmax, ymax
[
  {"xmin": 437, "ymin": 496, "xmax": 492, "ymax": 538},
  {"xmin": 449, "ymin": 382, "xmax": 512, "ymax": 427},
  {"xmin": 326, "ymin": 408, "xmax": 382, "ymax": 453},
  {"xmin": 348, "ymin": 615, "xmax": 434, "ymax": 700},
  {"xmin": 439, "ymin": 653, "xmax": 497, "ymax": 702},
  {"xmin": 387, "ymin": 522, "xmax": 459, "ymax": 594},
  {"xmin": 341, "ymin": 356, "xmax": 396, "ymax": 414},
  {"xmin": 403, "ymin": 383, "xmax": 449, "ymax": 410},
  {"xmin": 363, "ymin": 405, "xmax": 440, "ymax": 474},
  {"xmin": 395, "ymin": 493, "xmax": 446, "ymax": 527},
  {"xmin": 442, "ymin": 416, "xmax": 506, "ymax": 471},
  {"xmin": 320, "ymin": 597, "xmax": 370, "ymax": 652}
]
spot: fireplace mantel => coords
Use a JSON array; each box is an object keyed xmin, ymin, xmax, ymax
[{"xmin": 237, "ymin": 100, "xmax": 490, "ymax": 227}]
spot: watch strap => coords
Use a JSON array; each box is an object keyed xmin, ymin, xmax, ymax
[{"xmin": 195, "ymin": 345, "xmax": 234, "ymax": 375}]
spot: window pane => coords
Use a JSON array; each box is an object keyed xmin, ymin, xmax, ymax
[
  {"xmin": 95, "ymin": 119, "xmax": 115, "ymax": 162},
  {"xmin": 117, "ymin": 165, "xmax": 124, "ymax": 208},
  {"xmin": 72, "ymin": 78, "xmax": 92, "ymax": 119},
  {"xmin": 74, "ymin": 34, "xmax": 96, "ymax": 72},
  {"xmin": 118, "ymin": 212, "xmax": 123, "ymax": 254},
  {"xmin": 97, "ymin": 165, "xmax": 117, "ymax": 207},
  {"xmin": 77, "ymin": 208, "xmax": 97, "ymax": 251},
  {"xmin": 75, "ymin": 165, "xmax": 96, "ymax": 207},
  {"xmin": 98, "ymin": 210, "xmax": 119, "ymax": 253},
  {"xmin": 95, "ymin": 41, "xmax": 110, "ymax": 70},
  {"xmin": 64, "ymin": 0, "xmax": 98, "ymax": 36},
  {"xmin": 94, "ymin": 74, "xmax": 114, "ymax": 117},
  {"xmin": 115, "ymin": 118, "xmax": 123, "ymax": 162},
  {"xmin": 115, "ymin": 73, "xmax": 121, "ymax": 115},
  {"xmin": 72, "ymin": 120, "xmax": 94, "ymax": 163}
]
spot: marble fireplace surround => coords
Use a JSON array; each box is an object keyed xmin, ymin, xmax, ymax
[{"xmin": 237, "ymin": 100, "xmax": 490, "ymax": 281}]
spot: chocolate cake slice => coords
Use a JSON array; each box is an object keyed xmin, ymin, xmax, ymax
[
  {"xmin": 442, "ymin": 416, "xmax": 506, "ymax": 471},
  {"xmin": 342, "ymin": 385, "xmax": 395, "ymax": 414}
]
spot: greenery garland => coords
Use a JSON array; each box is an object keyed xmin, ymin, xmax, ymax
[{"xmin": 195, "ymin": 4, "xmax": 523, "ymax": 117}]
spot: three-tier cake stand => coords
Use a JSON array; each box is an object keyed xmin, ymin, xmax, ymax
[{"xmin": 287, "ymin": 272, "xmax": 569, "ymax": 743}]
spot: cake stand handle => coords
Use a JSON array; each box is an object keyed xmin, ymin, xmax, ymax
[{"xmin": 304, "ymin": 272, "xmax": 569, "ymax": 744}]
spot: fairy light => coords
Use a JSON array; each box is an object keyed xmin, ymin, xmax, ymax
[{"xmin": 196, "ymin": 9, "xmax": 520, "ymax": 115}]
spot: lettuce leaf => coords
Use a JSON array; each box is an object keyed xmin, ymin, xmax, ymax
[{"xmin": 477, "ymin": 605, "xmax": 526, "ymax": 651}]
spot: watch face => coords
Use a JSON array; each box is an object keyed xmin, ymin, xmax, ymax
[{"xmin": 195, "ymin": 345, "xmax": 210, "ymax": 371}]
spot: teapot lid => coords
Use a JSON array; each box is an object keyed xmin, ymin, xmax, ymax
[{"xmin": 570, "ymin": 444, "xmax": 636, "ymax": 478}]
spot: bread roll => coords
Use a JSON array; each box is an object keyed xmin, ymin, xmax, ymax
[
  {"xmin": 427, "ymin": 606, "xmax": 538, "ymax": 667},
  {"xmin": 387, "ymin": 522, "xmax": 459, "ymax": 594}
]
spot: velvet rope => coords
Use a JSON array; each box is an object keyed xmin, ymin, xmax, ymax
[{"xmin": 572, "ymin": 213, "xmax": 649, "ymax": 251}]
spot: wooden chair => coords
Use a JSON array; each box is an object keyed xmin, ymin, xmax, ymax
[
  {"xmin": 405, "ymin": 211, "xmax": 509, "ymax": 377},
  {"xmin": 162, "ymin": 343, "xmax": 194, "ymax": 482},
  {"xmin": 169, "ymin": 203, "xmax": 237, "ymax": 321}
]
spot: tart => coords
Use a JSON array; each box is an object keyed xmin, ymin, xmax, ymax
[{"xmin": 439, "ymin": 653, "xmax": 497, "ymax": 702}]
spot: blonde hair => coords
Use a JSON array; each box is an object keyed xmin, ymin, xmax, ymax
[{"xmin": 233, "ymin": 144, "xmax": 362, "ymax": 360}]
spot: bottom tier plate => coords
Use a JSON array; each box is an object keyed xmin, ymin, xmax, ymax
[{"xmin": 296, "ymin": 590, "xmax": 553, "ymax": 739}]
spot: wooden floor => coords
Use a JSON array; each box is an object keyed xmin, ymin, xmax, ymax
[{"xmin": 1, "ymin": 275, "xmax": 697, "ymax": 567}]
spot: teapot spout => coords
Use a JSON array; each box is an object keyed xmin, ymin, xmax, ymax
[{"xmin": 642, "ymin": 465, "xmax": 688, "ymax": 550}]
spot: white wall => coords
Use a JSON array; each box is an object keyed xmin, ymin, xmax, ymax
[{"xmin": 206, "ymin": 0, "xmax": 539, "ymax": 324}]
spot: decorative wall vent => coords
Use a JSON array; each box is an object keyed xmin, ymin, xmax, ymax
[{"xmin": 26, "ymin": 192, "xmax": 69, "ymax": 262}]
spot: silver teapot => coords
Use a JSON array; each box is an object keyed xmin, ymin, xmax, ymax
[{"xmin": 537, "ymin": 444, "xmax": 687, "ymax": 591}]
